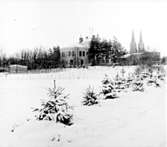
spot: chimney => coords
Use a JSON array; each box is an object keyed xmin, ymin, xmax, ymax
[{"xmin": 79, "ymin": 37, "xmax": 84, "ymax": 44}]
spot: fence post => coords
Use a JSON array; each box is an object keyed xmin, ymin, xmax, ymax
[{"xmin": 54, "ymin": 80, "xmax": 56, "ymax": 89}]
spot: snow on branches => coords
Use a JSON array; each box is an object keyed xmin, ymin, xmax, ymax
[{"xmin": 33, "ymin": 82, "xmax": 73, "ymax": 126}]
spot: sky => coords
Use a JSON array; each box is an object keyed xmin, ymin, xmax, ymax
[{"xmin": 0, "ymin": 0, "xmax": 167, "ymax": 56}]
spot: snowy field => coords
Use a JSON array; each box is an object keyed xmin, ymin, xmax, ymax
[{"xmin": 0, "ymin": 66, "xmax": 166, "ymax": 147}]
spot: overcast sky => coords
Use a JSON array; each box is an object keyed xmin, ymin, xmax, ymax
[{"xmin": 0, "ymin": 0, "xmax": 167, "ymax": 56}]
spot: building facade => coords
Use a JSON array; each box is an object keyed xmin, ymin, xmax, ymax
[{"xmin": 60, "ymin": 37, "xmax": 90, "ymax": 68}]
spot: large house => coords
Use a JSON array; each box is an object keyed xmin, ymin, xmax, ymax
[{"xmin": 60, "ymin": 37, "xmax": 90, "ymax": 68}]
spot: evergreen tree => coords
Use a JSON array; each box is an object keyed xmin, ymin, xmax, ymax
[
  {"xmin": 88, "ymin": 35, "xmax": 101, "ymax": 65},
  {"xmin": 88, "ymin": 35, "xmax": 127, "ymax": 66},
  {"xmin": 102, "ymin": 75, "xmax": 118, "ymax": 99},
  {"xmin": 33, "ymin": 84, "xmax": 73, "ymax": 125},
  {"xmin": 82, "ymin": 86, "xmax": 99, "ymax": 106},
  {"xmin": 110, "ymin": 38, "xmax": 127, "ymax": 64}
]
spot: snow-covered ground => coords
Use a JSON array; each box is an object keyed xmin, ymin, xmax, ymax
[{"xmin": 0, "ymin": 66, "xmax": 166, "ymax": 147}]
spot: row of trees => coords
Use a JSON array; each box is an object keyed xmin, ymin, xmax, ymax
[
  {"xmin": 1, "ymin": 34, "xmax": 163, "ymax": 70},
  {"xmin": 0, "ymin": 35, "xmax": 127, "ymax": 70},
  {"xmin": 0, "ymin": 46, "xmax": 61, "ymax": 70},
  {"xmin": 88, "ymin": 35, "xmax": 127, "ymax": 65}
]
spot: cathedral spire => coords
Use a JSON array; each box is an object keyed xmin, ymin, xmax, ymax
[
  {"xmin": 139, "ymin": 31, "xmax": 143, "ymax": 42},
  {"xmin": 138, "ymin": 31, "xmax": 145, "ymax": 53},
  {"xmin": 130, "ymin": 30, "xmax": 137, "ymax": 54}
]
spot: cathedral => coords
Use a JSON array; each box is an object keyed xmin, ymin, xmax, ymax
[
  {"xmin": 130, "ymin": 31, "xmax": 145, "ymax": 54},
  {"xmin": 128, "ymin": 31, "xmax": 160, "ymax": 65}
]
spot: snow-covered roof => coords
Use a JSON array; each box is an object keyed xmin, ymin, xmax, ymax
[
  {"xmin": 120, "ymin": 54, "xmax": 131, "ymax": 58},
  {"xmin": 60, "ymin": 41, "xmax": 90, "ymax": 51},
  {"xmin": 9, "ymin": 64, "xmax": 28, "ymax": 68},
  {"xmin": 121, "ymin": 52, "xmax": 143, "ymax": 58}
]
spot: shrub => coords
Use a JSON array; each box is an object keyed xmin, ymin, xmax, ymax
[
  {"xmin": 147, "ymin": 76, "xmax": 161, "ymax": 87},
  {"xmin": 114, "ymin": 78, "xmax": 126, "ymax": 91},
  {"xmin": 134, "ymin": 65, "xmax": 144, "ymax": 76},
  {"xmin": 102, "ymin": 74, "xmax": 111, "ymax": 85},
  {"xmin": 82, "ymin": 86, "xmax": 99, "ymax": 106},
  {"xmin": 33, "ymin": 85, "xmax": 73, "ymax": 126},
  {"xmin": 157, "ymin": 65, "xmax": 166, "ymax": 81},
  {"xmin": 114, "ymin": 73, "xmax": 129, "ymax": 92},
  {"xmin": 132, "ymin": 79, "xmax": 144, "ymax": 92},
  {"xmin": 125, "ymin": 74, "xmax": 134, "ymax": 88},
  {"xmin": 102, "ymin": 75, "xmax": 118, "ymax": 99}
]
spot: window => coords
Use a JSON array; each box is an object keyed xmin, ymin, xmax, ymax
[
  {"xmin": 72, "ymin": 51, "xmax": 75, "ymax": 56},
  {"xmin": 62, "ymin": 52, "xmax": 65, "ymax": 57},
  {"xmin": 70, "ymin": 60, "xmax": 73, "ymax": 65},
  {"xmin": 69, "ymin": 51, "xmax": 71, "ymax": 57},
  {"xmin": 80, "ymin": 59, "xmax": 84, "ymax": 65},
  {"xmin": 79, "ymin": 51, "xmax": 82, "ymax": 56},
  {"xmin": 83, "ymin": 51, "xmax": 85, "ymax": 56}
]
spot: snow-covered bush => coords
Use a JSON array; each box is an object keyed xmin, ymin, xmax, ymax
[
  {"xmin": 147, "ymin": 76, "xmax": 161, "ymax": 87},
  {"xmin": 33, "ymin": 85, "xmax": 73, "ymax": 126},
  {"xmin": 125, "ymin": 73, "xmax": 134, "ymax": 88},
  {"xmin": 157, "ymin": 74, "xmax": 165, "ymax": 81},
  {"xmin": 140, "ymin": 72, "xmax": 150, "ymax": 80},
  {"xmin": 114, "ymin": 73, "xmax": 129, "ymax": 92},
  {"xmin": 156, "ymin": 66, "xmax": 166, "ymax": 81},
  {"xmin": 143, "ymin": 66, "xmax": 165, "ymax": 87},
  {"xmin": 102, "ymin": 74, "xmax": 111, "ymax": 85},
  {"xmin": 132, "ymin": 79, "xmax": 144, "ymax": 92},
  {"xmin": 135, "ymin": 65, "xmax": 154, "ymax": 76},
  {"xmin": 102, "ymin": 75, "xmax": 118, "ymax": 99},
  {"xmin": 82, "ymin": 86, "xmax": 99, "ymax": 106},
  {"xmin": 114, "ymin": 78, "xmax": 126, "ymax": 92},
  {"xmin": 133, "ymin": 65, "xmax": 166, "ymax": 90},
  {"xmin": 121, "ymin": 68, "xmax": 126, "ymax": 77},
  {"xmin": 134, "ymin": 65, "xmax": 143, "ymax": 76}
]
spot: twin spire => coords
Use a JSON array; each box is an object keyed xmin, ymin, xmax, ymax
[{"xmin": 130, "ymin": 31, "xmax": 145, "ymax": 54}]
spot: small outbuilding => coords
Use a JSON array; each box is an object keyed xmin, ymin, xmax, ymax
[{"xmin": 9, "ymin": 64, "xmax": 28, "ymax": 73}]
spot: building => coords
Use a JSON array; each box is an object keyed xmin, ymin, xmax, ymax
[
  {"xmin": 139, "ymin": 51, "xmax": 161, "ymax": 65},
  {"xmin": 60, "ymin": 37, "xmax": 90, "ymax": 68},
  {"xmin": 9, "ymin": 64, "xmax": 28, "ymax": 73},
  {"xmin": 123, "ymin": 31, "xmax": 161, "ymax": 65},
  {"xmin": 130, "ymin": 31, "xmax": 145, "ymax": 54}
]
